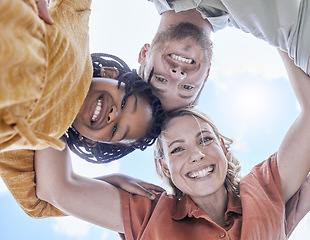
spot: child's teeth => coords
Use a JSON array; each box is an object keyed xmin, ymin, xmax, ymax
[{"xmin": 91, "ymin": 99, "xmax": 102, "ymax": 122}]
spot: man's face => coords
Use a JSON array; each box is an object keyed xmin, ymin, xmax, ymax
[{"xmin": 141, "ymin": 22, "xmax": 212, "ymax": 111}]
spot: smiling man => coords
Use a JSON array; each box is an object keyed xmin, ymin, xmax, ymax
[
  {"xmin": 140, "ymin": 0, "xmax": 310, "ymax": 111},
  {"xmin": 138, "ymin": 9, "xmax": 213, "ymax": 111}
]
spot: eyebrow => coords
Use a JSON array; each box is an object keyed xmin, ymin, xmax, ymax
[
  {"xmin": 153, "ymin": 85, "xmax": 194, "ymax": 99},
  {"xmin": 178, "ymin": 93, "xmax": 195, "ymax": 99},
  {"xmin": 151, "ymin": 85, "xmax": 166, "ymax": 94},
  {"xmin": 168, "ymin": 130, "xmax": 212, "ymax": 147},
  {"xmin": 196, "ymin": 130, "xmax": 212, "ymax": 137},
  {"xmin": 168, "ymin": 139, "xmax": 184, "ymax": 148},
  {"xmin": 121, "ymin": 94, "xmax": 136, "ymax": 141},
  {"xmin": 132, "ymin": 94, "xmax": 138, "ymax": 113}
]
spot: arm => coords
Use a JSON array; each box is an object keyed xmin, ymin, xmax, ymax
[
  {"xmin": 96, "ymin": 174, "xmax": 165, "ymax": 200},
  {"xmin": 35, "ymin": 146, "xmax": 124, "ymax": 233},
  {"xmin": 287, "ymin": 172, "xmax": 310, "ymax": 237},
  {"xmin": 0, "ymin": 150, "xmax": 66, "ymax": 218},
  {"xmin": 291, "ymin": 173, "xmax": 310, "ymax": 232},
  {"xmin": 277, "ymin": 50, "xmax": 310, "ymax": 203}
]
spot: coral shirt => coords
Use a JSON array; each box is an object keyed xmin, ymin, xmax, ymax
[{"xmin": 119, "ymin": 153, "xmax": 299, "ymax": 240}]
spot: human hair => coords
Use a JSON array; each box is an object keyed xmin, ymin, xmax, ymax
[
  {"xmin": 154, "ymin": 107, "xmax": 241, "ymax": 199},
  {"xmin": 138, "ymin": 22, "xmax": 213, "ymax": 107},
  {"xmin": 63, "ymin": 53, "xmax": 165, "ymax": 164}
]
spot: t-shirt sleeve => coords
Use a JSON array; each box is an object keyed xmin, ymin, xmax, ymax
[
  {"xmin": 148, "ymin": 0, "xmax": 173, "ymax": 14},
  {"xmin": 49, "ymin": 0, "xmax": 92, "ymax": 11},
  {"xmin": 119, "ymin": 189, "xmax": 158, "ymax": 240},
  {"xmin": 0, "ymin": 150, "xmax": 66, "ymax": 218},
  {"xmin": 249, "ymin": 153, "xmax": 301, "ymax": 237}
]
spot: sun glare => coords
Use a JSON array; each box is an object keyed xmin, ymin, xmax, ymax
[{"xmin": 229, "ymin": 81, "xmax": 276, "ymax": 128}]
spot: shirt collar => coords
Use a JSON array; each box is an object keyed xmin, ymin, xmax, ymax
[{"xmin": 171, "ymin": 192, "xmax": 242, "ymax": 221}]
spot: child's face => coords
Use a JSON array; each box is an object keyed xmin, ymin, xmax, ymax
[
  {"xmin": 73, "ymin": 77, "xmax": 152, "ymax": 144},
  {"xmin": 162, "ymin": 115, "xmax": 227, "ymax": 198}
]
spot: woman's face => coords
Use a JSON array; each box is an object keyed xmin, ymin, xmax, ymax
[
  {"xmin": 73, "ymin": 73, "xmax": 153, "ymax": 144},
  {"xmin": 161, "ymin": 115, "xmax": 227, "ymax": 199}
]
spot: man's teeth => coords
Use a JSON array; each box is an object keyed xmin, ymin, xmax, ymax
[
  {"xmin": 91, "ymin": 98, "xmax": 102, "ymax": 121},
  {"xmin": 188, "ymin": 166, "xmax": 214, "ymax": 179},
  {"xmin": 170, "ymin": 54, "xmax": 193, "ymax": 64}
]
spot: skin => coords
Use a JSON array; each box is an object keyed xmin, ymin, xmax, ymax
[
  {"xmin": 73, "ymin": 69, "xmax": 153, "ymax": 144},
  {"xmin": 159, "ymin": 115, "xmax": 228, "ymax": 226},
  {"xmin": 34, "ymin": 2, "xmax": 154, "ymax": 144},
  {"xmin": 35, "ymin": 51, "xmax": 310, "ymax": 235},
  {"xmin": 138, "ymin": 10, "xmax": 213, "ymax": 111},
  {"xmin": 288, "ymin": 173, "xmax": 310, "ymax": 237},
  {"xmin": 35, "ymin": 0, "xmax": 53, "ymax": 24},
  {"xmin": 37, "ymin": 2, "xmax": 310, "ymax": 107}
]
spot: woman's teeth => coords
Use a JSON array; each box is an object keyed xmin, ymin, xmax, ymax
[
  {"xmin": 188, "ymin": 165, "xmax": 214, "ymax": 179},
  {"xmin": 170, "ymin": 53, "xmax": 194, "ymax": 64},
  {"xmin": 91, "ymin": 98, "xmax": 102, "ymax": 122}
]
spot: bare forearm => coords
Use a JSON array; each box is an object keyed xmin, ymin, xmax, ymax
[
  {"xmin": 278, "ymin": 49, "xmax": 310, "ymax": 110},
  {"xmin": 277, "ymin": 49, "xmax": 310, "ymax": 202},
  {"xmin": 35, "ymin": 147, "xmax": 124, "ymax": 232}
]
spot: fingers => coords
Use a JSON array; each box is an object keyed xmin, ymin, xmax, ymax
[
  {"xmin": 127, "ymin": 182, "xmax": 165, "ymax": 200},
  {"xmin": 121, "ymin": 183, "xmax": 155, "ymax": 200},
  {"xmin": 35, "ymin": 0, "xmax": 53, "ymax": 24},
  {"xmin": 137, "ymin": 185, "xmax": 157, "ymax": 200},
  {"xmin": 139, "ymin": 182, "xmax": 165, "ymax": 193}
]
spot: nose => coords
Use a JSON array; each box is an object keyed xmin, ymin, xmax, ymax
[
  {"xmin": 190, "ymin": 146, "xmax": 205, "ymax": 163},
  {"xmin": 170, "ymin": 66, "xmax": 187, "ymax": 81},
  {"xmin": 107, "ymin": 105, "xmax": 119, "ymax": 123}
]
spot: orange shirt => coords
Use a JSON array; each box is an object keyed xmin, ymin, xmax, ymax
[{"xmin": 119, "ymin": 153, "xmax": 299, "ymax": 240}]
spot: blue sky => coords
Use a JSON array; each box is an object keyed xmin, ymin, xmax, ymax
[{"xmin": 0, "ymin": 0, "xmax": 309, "ymax": 239}]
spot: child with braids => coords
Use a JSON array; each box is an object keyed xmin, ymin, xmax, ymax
[{"xmin": 0, "ymin": 51, "xmax": 165, "ymax": 218}]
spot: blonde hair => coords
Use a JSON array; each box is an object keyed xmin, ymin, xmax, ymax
[{"xmin": 154, "ymin": 107, "xmax": 241, "ymax": 199}]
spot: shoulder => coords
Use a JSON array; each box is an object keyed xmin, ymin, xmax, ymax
[{"xmin": 240, "ymin": 153, "xmax": 284, "ymax": 201}]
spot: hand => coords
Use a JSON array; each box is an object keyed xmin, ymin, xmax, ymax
[
  {"xmin": 95, "ymin": 173, "xmax": 165, "ymax": 200},
  {"xmin": 35, "ymin": 0, "xmax": 53, "ymax": 24}
]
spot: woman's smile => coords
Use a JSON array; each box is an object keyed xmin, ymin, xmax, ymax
[{"xmin": 186, "ymin": 164, "xmax": 215, "ymax": 179}]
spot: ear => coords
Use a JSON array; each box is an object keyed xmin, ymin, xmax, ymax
[
  {"xmin": 138, "ymin": 43, "xmax": 151, "ymax": 63},
  {"xmin": 100, "ymin": 67, "xmax": 119, "ymax": 79},
  {"xmin": 204, "ymin": 65, "xmax": 211, "ymax": 83},
  {"xmin": 158, "ymin": 158, "xmax": 171, "ymax": 178}
]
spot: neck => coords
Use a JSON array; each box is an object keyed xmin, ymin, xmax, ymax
[
  {"xmin": 192, "ymin": 187, "xmax": 228, "ymax": 227},
  {"xmin": 158, "ymin": 9, "xmax": 212, "ymax": 34}
]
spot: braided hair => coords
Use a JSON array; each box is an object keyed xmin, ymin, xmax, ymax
[{"xmin": 63, "ymin": 53, "xmax": 165, "ymax": 163}]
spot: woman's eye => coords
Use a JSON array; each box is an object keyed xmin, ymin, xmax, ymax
[
  {"xmin": 170, "ymin": 147, "xmax": 184, "ymax": 154},
  {"xmin": 182, "ymin": 85, "xmax": 194, "ymax": 90},
  {"xmin": 121, "ymin": 97, "xmax": 127, "ymax": 109},
  {"xmin": 200, "ymin": 137, "xmax": 213, "ymax": 145},
  {"xmin": 155, "ymin": 76, "xmax": 167, "ymax": 83},
  {"xmin": 111, "ymin": 124, "xmax": 118, "ymax": 138}
]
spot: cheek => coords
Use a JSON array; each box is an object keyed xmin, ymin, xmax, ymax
[
  {"xmin": 220, "ymin": 156, "xmax": 228, "ymax": 179},
  {"xmin": 168, "ymin": 156, "xmax": 185, "ymax": 178}
]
